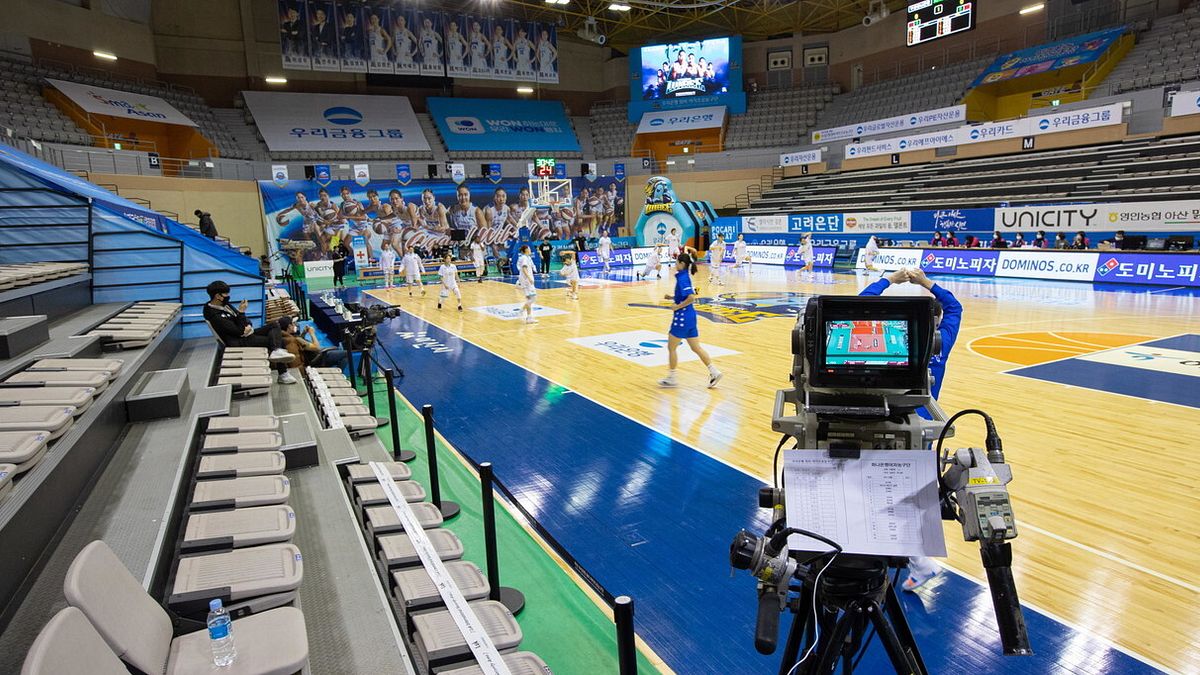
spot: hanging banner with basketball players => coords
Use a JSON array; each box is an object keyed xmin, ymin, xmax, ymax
[
  {"xmin": 259, "ymin": 176, "xmax": 627, "ymax": 264},
  {"xmin": 278, "ymin": 1, "xmax": 311, "ymax": 70},
  {"xmin": 281, "ymin": 1, "xmax": 558, "ymax": 82}
]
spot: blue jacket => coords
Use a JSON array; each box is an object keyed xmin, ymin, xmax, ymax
[{"xmin": 859, "ymin": 279, "xmax": 962, "ymax": 399}]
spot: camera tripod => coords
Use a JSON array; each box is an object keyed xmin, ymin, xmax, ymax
[{"xmin": 778, "ymin": 555, "xmax": 926, "ymax": 675}]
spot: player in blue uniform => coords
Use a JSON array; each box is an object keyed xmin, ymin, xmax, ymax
[
  {"xmin": 860, "ymin": 267, "xmax": 963, "ymax": 590},
  {"xmin": 659, "ymin": 252, "xmax": 722, "ymax": 389}
]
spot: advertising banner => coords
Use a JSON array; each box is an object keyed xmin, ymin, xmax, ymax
[
  {"xmin": 1093, "ymin": 252, "xmax": 1200, "ymax": 286},
  {"xmin": 846, "ymin": 128, "xmax": 959, "ymax": 158},
  {"xmin": 996, "ymin": 250, "xmax": 1099, "ymax": 281},
  {"xmin": 812, "ymin": 105, "xmax": 965, "ymax": 143},
  {"xmin": 513, "ymin": 20, "xmax": 538, "ymax": 81},
  {"xmin": 789, "ymin": 213, "xmax": 844, "ymax": 233},
  {"xmin": 314, "ymin": 164, "xmax": 331, "ymax": 186},
  {"xmin": 780, "ymin": 149, "xmax": 822, "ymax": 166},
  {"xmin": 996, "ymin": 199, "xmax": 1200, "ymax": 232},
  {"xmin": 911, "ymin": 208, "xmax": 995, "ymax": 232},
  {"xmin": 1169, "ymin": 90, "xmax": 1200, "ymax": 117},
  {"xmin": 303, "ymin": 259, "xmax": 334, "ymax": 279},
  {"xmin": 855, "ymin": 247, "xmax": 924, "ymax": 271},
  {"xmin": 415, "ymin": 9, "xmax": 445, "ymax": 77},
  {"xmin": 391, "ymin": 7, "xmax": 421, "ymax": 76},
  {"xmin": 636, "ymin": 106, "xmax": 727, "ymax": 134},
  {"xmin": 307, "ymin": 0, "xmax": 340, "ymax": 71},
  {"xmin": 45, "ymin": 79, "xmax": 197, "ymax": 126},
  {"xmin": 396, "ymin": 163, "xmax": 411, "ymax": 185},
  {"xmin": 242, "ymin": 91, "xmax": 430, "ymax": 152},
  {"xmin": 579, "ymin": 248, "xmax": 634, "ymax": 269},
  {"xmin": 278, "ymin": 1, "xmax": 311, "ymax": 70},
  {"xmin": 614, "ymin": 163, "xmax": 625, "ymax": 182},
  {"xmin": 1027, "ymin": 102, "xmax": 1123, "ymax": 136},
  {"xmin": 920, "ymin": 248, "xmax": 999, "ymax": 276},
  {"xmin": 784, "ymin": 245, "xmax": 837, "ymax": 268},
  {"xmin": 741, "ymin": 215, "xmax": 789, "ymax": 234},
  {"xmin": 428, "ymin": 97, "xmax": 580, "ymax": 152},
  {"xmin": 843, "ymin": 211, "xmax": 912, "ymax": 233},
  {"xmin": 536, "ymin": 23, "xmax": 559, "ymax": 84},
  {"xmin": 972, "ymin": 27, "xmax": 1127, "ymax": 87}
]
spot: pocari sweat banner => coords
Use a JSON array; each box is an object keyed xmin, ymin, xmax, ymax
[{"xmin": 428, "ymin": 97, "xmax": 581, "ymax": 152}]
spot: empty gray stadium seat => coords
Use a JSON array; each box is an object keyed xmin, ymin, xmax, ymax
[
  {"xmin": 377, "ymin": 529, "xmax": 464, "ymax": 569},
  {"xmin": 0, "ymin": 463, "xmax": 14, "ymax": 501},
  {"xmin": 365, "ymin": 502, "xmax": 444, "ymax": 537},
  {"xmin": 197, "ymin": 451, "xmax": 286, "ymax": 479},
  {"xmin": 442, "ymin": 652, "xmax": 552, "ymax": 675},
  {"xmin": 0, "ymin": 430, "xmax": 50, "ymax": 474},
  {"xmin": 63, "ymin": 540, "xmax": 308, "ymax": 675},
  {"xmin": 0, "ymin": 385, "xmax": 96, "ymax": 413},
  {"xmin": 341, "ymin": 415, "xmax": 381, "ymax": 436},
  {"xmin": 411, "ymin": 601, "xmax": 522, "ymax": 672},
  {"xmin": 336, "ymin": 403, "xmax": 372, "ymax": 417},
  {"xmin": 19, "ymin": 607, "xmax": 128, "ymax": 675},
  {"xmin": 207, "ymin": 415, "xmax": 280, "ymax": 433},
  {"xmin": 346, "ymin": 461, "xmax": 413, "ymax": 483},
  {"xmin": 168, "ymin": 543, "xmax": 303, "ymax": 614},
  {"xmin": 393, "ymin": 561, "xmax": 490, "ymax": 619},
  {"xmin": 182, "ymin": 505, "xmax": 296, "ymax": 551},
  {"xmin": 223, "ymin": 347, "xmax": 269, "ymax": 359},
  {"xmin": 0, "ymin": 406, "xmax": 75, "ymax": 439},
  {"xmin": 5, "ymin": 370, "xmax": 110, "ymax": 391},
  {"xmin": 354, "ymin": 481, "xmax": 427, "ymax": 508},
  {"xmin": 202, "ymin": 431, "xmax": 284, "ymax": 453},
  {"xmin": 191, "ymin": 475, "xmax": 291, "ymax": 509},
  {"xmin": 27, "ymin": 358, "xmax": 124, "ymax": 379}
]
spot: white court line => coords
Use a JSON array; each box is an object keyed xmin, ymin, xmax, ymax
[
  {"xmin": 400, "ymin": 307, "xmax": 1178, "ymax": 671},
  {"xmin": 1148, "ymin": 286, "xmax": 1187, "ymax": 294},
  {"xmin": 1021, "ymin": 522, "xmax": 1200, "ymax": 595}
]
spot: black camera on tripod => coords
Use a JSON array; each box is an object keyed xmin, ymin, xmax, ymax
[
  {"xmin": 343, "ymin": 303, "xmax": 401, "ymax": 350},
  {"xmin": 730, "ymin": 295, "xmax": 1031, "ymax": 674}
]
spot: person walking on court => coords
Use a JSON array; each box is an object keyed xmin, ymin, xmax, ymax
[
  {"xmin": 378, "ymin": 239, "xmax": 397, "ymax": 289},
  {"xmin": 538, "ymin": 237, "xmax": 554, "ymax": 276},
  {"xmin": 598, "ymin": 231, "xmax": 613, "ymax": 273},
  {"xmin": 862, "ymin": 235, "xmax": 880, "ymax": 271},
  {"xmin": 733, "ymin": 233, "xmax": 749, "ymax": 269},
  {"xmin": 708, "ymin": 233, "xmax": 727, "ymax": 286},
  {"xmin": 560, "ymin": 250, "xmax": 580, "ymax": 300},
  {"xmin": 436, "ymin": 254, "xmax": 463, "ymax": 311},
  {"xmin": 331, "ymin": 236, "xmax": 350, "ymax": 287},
  {"xmin": 402, "ymin": 246, "xmax": 425, "ymax": 297},
  {"xmin": 517, "ymin": 245, "xmax": 538, "ymax": 324},
  {"xmin": 860, "ymin": 266, "xmax": 962, "ymax": 591},
  {"xmin": 637, "ymin": 244, "xmax": 663, "ymax": 281},
  {"xmin": 659, "ymin": 252, "xmax": 721, "ymax": 389},
  {"xmin": 800, "ymin": 232, "xmax": 815, "ymax": 274},
  {"xmin": 471, "ymin": 240, "xmax": 487, "ymax": 283}
]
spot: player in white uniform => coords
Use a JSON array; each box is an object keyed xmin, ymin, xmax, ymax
[
  {"xmin": 436, "ymin": 254, "xmax": 462, "ymax": 311},
  {"xmin": 517, "ymin": 245, "xmax": 538, "ymax": 324},
  {"xmin": 536, "ymin": 29, "xmax": 557, "ymax": 76},
  {"xmin": 863, "ymin": 235, "xmax": 880, "ymax": 271},
  {"xmin": 470, "ymin": 240, "xmax": 486, "ymax": 283},
  {"xmin": 401, "ymin": 248, "xmax": 425, "ymax": 296},
  {"xmin": 733, "ymin": 233, "xmax": 749, "ymax": 269},
  {"xmin": 446, "ymin": 21, "xmax": 466, "ymax": 69},
  {"xmin": 708, "ymin": 233, "xmax": 727, "ymax": 286},
  {"xmin": 559, "ymin": 251, "xmax": 580, "ymax": 300},
  {"xmin": 666, "ymin": 227, "xmax": 681, "ymax": 259},
  {"xmin": 393, "ymin": 15, "xmax": 416, "ymax": 66},
  {"xmin": 598, "ymin": 233, "xmax": 613, "ymax": 273},
  {"xmin": 491, "ymin": 25, "xmax": 512, "ymax": 74},
  {"xmin": 513, "ymin": 27, "xmax": 534, "ymax": 74},
  {"xmin": 800, "ymin": 233, "xmax": 815, "ymax": 273},
  {"xmin": 637, "ymin": 244, "xmax": 663, "ymax": 280},
  {"xmin": 378, "ymin": 240, "xmax": 397, "ymax": 289},
  {"xmin": 469, "ymin": 22, "xmax": 489, "ymax": 72},
  {"xmin": 367, "ymin": 12, "xmax": 392, "ymax": 63},
  {"xmin": 420, "ymin": 18, "xmax": 442, "ymax": 68}
]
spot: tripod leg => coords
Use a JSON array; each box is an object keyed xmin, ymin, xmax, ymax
[
  {"xmin": 810, "ymin": 606, "xmax": 858, "ymax": 675},
  {"xmin": 883, "ymin": 583, "xmax": 928, "ymax": 675},
  {"xmin": 865, "ymin": 599, "xmax": 923, "ymax": 675}
]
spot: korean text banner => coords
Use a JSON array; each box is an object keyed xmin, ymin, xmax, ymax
[
  {"xmin": 780, "ymin": 150, "xmax": 822, "ymax": 166},
  {"xmin": 972, "ymin": 26, "xmax": 1127, "ymax": 87},
  {"xmin": 241, "ymin": 91, "xmax": 430, "ymax": 152},
  {"xmin": 636, "ymin": 106, "xmax": 726, "ymax": 134},
  {"xmin": 427, "ymin": 97, "xmax": 580, "ymax": 152},
  {"xmin": 996, "ymin": 199, "xmax": 1200, "ymax": 232},
  {"xmin": 811, "ymin": 105, "xmax": 964, "ymax": 143},
  {"xmin": 1169, "ymin": 90, "xmax": 1200, "ymax": 118},
  {"xmin": 45, "ymin": 79, "xmax": 197, "ymax": 127}
]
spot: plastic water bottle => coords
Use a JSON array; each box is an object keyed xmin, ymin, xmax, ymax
[{"xmin": 207, "ymin": 598, "xmax": 237, "ymax": 667}]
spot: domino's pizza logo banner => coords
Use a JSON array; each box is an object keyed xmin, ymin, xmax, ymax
[
  {"xmin": 920, "ymin": 248, "xmax": 999, "ymax": 276},
  {"xmin": 578, "ymin": 248, "xmax": 634, "ymax": 269},
  {"xmin": 1093, "ymin": 253, "xmax": 1200, "ymax": 286}
]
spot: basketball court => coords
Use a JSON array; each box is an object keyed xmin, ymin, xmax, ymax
[{"xmin": 356, "ymin": 262, "xmax": 1199, "ymax": 674}]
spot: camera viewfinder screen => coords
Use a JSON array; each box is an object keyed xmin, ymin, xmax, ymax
[{"xmin": 824, "ymin": 320, "xmax": 910, "ymax": 366}]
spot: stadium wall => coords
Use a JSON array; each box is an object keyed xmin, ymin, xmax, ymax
[
  {"xmin": 4, "ymin": 0, "xmax": 157, "ymax": 65},
  {"xmin": 89, "ymin": 173, "xmax": 269, "ymax": 257}
]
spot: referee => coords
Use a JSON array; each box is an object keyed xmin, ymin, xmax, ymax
[{"xmin": 538, "ymin": 237, "xmax": 554, "ymax": 276}]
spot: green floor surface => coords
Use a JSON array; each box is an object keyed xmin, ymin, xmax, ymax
[{"xmin": 361, "ymin": 378, "xmax": 663, "ymax": 675}]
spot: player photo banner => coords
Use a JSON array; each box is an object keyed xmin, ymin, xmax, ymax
[
  {"xmin": 535, "ymin": 23, "xmax": 559, "ymax": 84},
  {"xmin": 513, "ymin": 21, "xmax": 537, "ymax": 81},
  {"xmin": 364, "ymin": 4, "xmax": 394, "ymax": 74},
  {"xmin": 306, "ymin": 0, "xmax": 339, "ymax": 71},
  {"xmin": 415, "ymin": 10, "xmax": 445, "ymax": 77},
  {"xmin": 390, "ymin": 7, "xmax": 419, "ymax": 75},
  {"xmin": 468, "ymin": 16, "xmax": 493, "ymax": 79},
  {"xmin": 491, "ymin": 19, "xmax": 516, "ymax": 81},
  {"xmin": 445, "ymin": 14, "xmax": 470, "ymax": 78},
  {"xmin": 278, "ymin": 1, "xmax": 311, "ymax": 70},
  {"xmin": 336, "ymin": 2, "xmax": 367, "ymax": 73}
]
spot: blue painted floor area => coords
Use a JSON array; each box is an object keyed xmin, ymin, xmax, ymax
[
  {"xmin": 333, "ymin": 286, "xmax": 1159, "ymax": 675},
  {"xmin": 1010, "ymin": 334, "xmax": 1200, "ymax": 409}
]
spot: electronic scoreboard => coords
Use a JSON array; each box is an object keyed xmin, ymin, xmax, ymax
[{"xmin": 907, "ymin": 0, "xmax": 975, "ymax": 46}]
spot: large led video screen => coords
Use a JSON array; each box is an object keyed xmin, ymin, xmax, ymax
[{"xmin": 628, "ymin": 36, "xmax": 745, "ymax": 122}]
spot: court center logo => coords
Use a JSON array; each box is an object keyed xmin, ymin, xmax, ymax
[
  {"xmin": 568, "ymin": 329, "xmax": 737, "ymax": 366},
  {"xmin": 629, "ymin": 291, "xmax": 814, "ymax": 325}
]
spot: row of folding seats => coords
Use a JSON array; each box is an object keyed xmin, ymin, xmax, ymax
[
  {"xmin": 341, "ymin": 460, "xmax": 547, "ymax": 673},
  {"xmin": 86, "ymin": 302, "xmax": 180, "ymax": 351},
  {"xmin": 215, "ymin": 347, "xmax": 274, "ymax": 397},
  {"xmin": 0, "ymin": 358, "xmax": 123, "ymax": 502},
  {"xmin": 0, "ymin": 262, "xmax": 87, "ymax": 291},
  {"xmin": 307, "ymin": 367, "xmax": 379, "ymax": 437}
]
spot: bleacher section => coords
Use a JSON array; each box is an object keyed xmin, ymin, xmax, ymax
[
  {"xmin": 743, "ymin": 134, "xmax": 1200, "ymax": 214},
  {"xmin": 726, "ymin": 84, "xmax": 838, "ymax": 150},
  {"xmin": 589, "ymin": 102, "xmax": 638, "ymax": 159},
  {"xmin": 1096, "ymin": 4, "xmax": 1200, "ymax": 96},
  {"xmin": 815, "ymin": 59, "xmax": 990, "ymax": 131}
]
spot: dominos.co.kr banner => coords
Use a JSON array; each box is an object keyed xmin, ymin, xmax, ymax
[
  {"xmin": 242, "ymin": 91, "xmax": 430, "ymax": 152},
  {"xmin": 46, "ymin": 78, "xmax": 197, "ymax": 126},
  {"xmin": 428, "ymin": 97, "xmax": 581, "ymax": 152}
]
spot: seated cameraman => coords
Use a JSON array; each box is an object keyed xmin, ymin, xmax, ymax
[
  {"xmin": 203, "ymin": 280, "xmax": 297, "ymax": 385},
  {"xmin": 280, "ymin": 317, "xmax": 347, "ymax": 369},
  {"xmin": 860, "ymin": 267, "xmax": 963, "ymax": 591}
]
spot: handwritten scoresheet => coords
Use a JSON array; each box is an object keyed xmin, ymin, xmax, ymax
[{"xmin": 783, "ymin": 450, "xmax": 947, "ymax": 558}]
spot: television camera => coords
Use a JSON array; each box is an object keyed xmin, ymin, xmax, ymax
[
  {"xmin": 342, "ymin": 302, "xmax": 400, "ymax": 351},
  {"xmin": 729, "ymin": 295, "xmax": 1031, "ymax": 673}
]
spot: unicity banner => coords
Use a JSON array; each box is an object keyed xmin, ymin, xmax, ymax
[
  {"xmin": 996, "ymin": 199, "xmax": 1200, "ymax": 232},
  {"xmin": 262, "ymin": 176, "xmax": 624, "ymax": 261}
]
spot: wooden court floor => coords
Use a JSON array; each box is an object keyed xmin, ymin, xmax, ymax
[{"xmin": 370, "ymin": 264, "xmax": 1199, "ymax": 673}]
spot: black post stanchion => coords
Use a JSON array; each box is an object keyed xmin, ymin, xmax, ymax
[
  {"xmin": 344, "ymin": 336, "xmax": 357, "ymax": 391},
  {"xmin": 478, "ymin": 462, "xmax": 525, "ymax": 615},
  {"xmin": 383, "ymin": 368, "xmax": 415, "ymax": 462},
  {"xmin": 422, "ymin": 405, "xmax": 460, "ymax": 519},
  {"xmin": 615, "ymin": 595, "xmax": 637, "ymax": 674},
  {"xmin": 362, "ymin": 349, "xmax": 388, "ymax": 428}
]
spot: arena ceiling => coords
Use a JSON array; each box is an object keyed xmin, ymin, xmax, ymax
[{"xmin": 447, "ymin": 0, "xmax": 911, "ymax": 51}]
